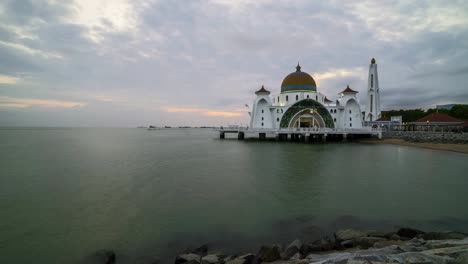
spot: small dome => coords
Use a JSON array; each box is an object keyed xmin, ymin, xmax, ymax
[
  {"xmin": 281, "ymin": 64, "xmax": 317, "ymax": 93},
  {"xmin": 371, "ymin": 58, "xmax": 376, "ymax": 64}
]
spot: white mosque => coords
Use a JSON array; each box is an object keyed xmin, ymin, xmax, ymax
[{"xmin": 248, "ymin": 58, "xmax": 381, "ymax": 130}]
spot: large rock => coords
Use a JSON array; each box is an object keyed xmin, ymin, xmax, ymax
[
  {"xmin": 89, "ymin": 250, "xmax": 116, "ymax": 264},
  {"xmin": 299, "ymin": 243, "xmax": 321, "ymax": 256},
  {"xmin": 175, "ymin": 253, "xmax": 201, "ymax": 264},
  {"xmin": 282, "ymin": 239, "xmax": 302, "ymax": 260},
  {"xmin": 397, "ymin": 228, "xmax": 425, "ymax": 239},
  {"xmin": 192, "ymin": 245, "xmax": 208, "ymax": 257},
  {"xmin": 335, "ymin": 229, "xmax": 369, "ymax": 241},
  {"xmin": 422, "ymin": 244, "xmax": 468, "ymax": 258},
  {"xmin": 348, "ymin": 254, "xmax": 388, "ymax": 264},
  {"xmin": 374, "ymin": 240, "xmax": 405, "ymax": 248},
  {"xmin": 389, "ymin": 252, "xmax": 452, "ymax": 264},
  {"xmin": 224, "ymin": 254, "xmax": 254, "ymax": 264},
  {"xmin": 256, "ymin": 245, "xmax": 281, "ymax": 262},
  {"xmin": 201, "ymin": 254, "xmax": 219, "ymax": 264},
  {"xmin": 354, "ymin": 237, "xmax": 387, "ymax": 249}
]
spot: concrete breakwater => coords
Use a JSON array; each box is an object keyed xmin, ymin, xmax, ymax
[
  {"xmin": 383, "ymin": 131, "xmax": 468, "ymax": 144},
  {"xmin": 89, "ymin": 228, "xmax": 468, "ymax": 264}
]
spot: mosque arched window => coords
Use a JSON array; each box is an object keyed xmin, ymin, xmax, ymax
[
  {"xmin": 349, "ymin": 110, "xmax": 352, "ymax": 114},
  {"xmin": 296, "ymin": 95, "xmax": 298, "ymax": 101},
  {"xmin": 261, "ymin": 122, "xmax": 264, "ymax": 126},
  {"xmin": 350, "ymin": 117, "xmax": 352, "ymax": 121},
  {"xmin": 281, "ymin": 109, "xmax": 283, "ymax": 113},
  {"xmin": 277, "ymin": 96, "xmax": 279, "ymax": 102},
  {"xmin": 276, "ymin": 109, "xmax": 279, "ymax": 113},
  {"xmin": 307, "ymin": 95, "xmax": 309, "ymax": 99},
  {"xmin": 262, "ymin": 109, "xmax": 264, "ymax": 113},
  {"xmin": 262, "ymin": 117, "xmax": 264, "ymax": 121},
  {"xmin": 330, "ymin": 109, "xmax": 333, "ymax": 113},
  {"xmin": 286, "ymin": 95, "xmax": 288, "ymax": 101},
  {"xmin": 350, "ymin": 123, "xmax": 352, "ymax": 127},
  {"xmin": 334, "ymin": 118, "xmax": 336, "ymax": 122},
  {"xmin": 277, "ymin": 118, "xmax": 279, "ymax": 122}
]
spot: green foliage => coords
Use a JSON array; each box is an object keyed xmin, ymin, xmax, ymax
[
  {"xmin": 381, "ymin": 109, "xmax": 426, "ymax": 122},
  {"xmin": 450, "ymin": 105, "xmax": 468, "ymax": 120}
]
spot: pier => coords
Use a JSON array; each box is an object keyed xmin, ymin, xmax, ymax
[{"xmin": 216, "ymin": 127, "xmax": 382, "ymax": 142}]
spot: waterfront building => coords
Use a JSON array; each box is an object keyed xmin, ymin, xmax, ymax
[
  {"xmin": 249, "ymin": 59, "xmax": 379, "ymax": 130},
  {"xmin": 407, "ymin": 113, "xmax": 465, "ymax": 132}
]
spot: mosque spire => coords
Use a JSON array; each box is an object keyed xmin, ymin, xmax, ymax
[{"xmin": 296, "ymin": 62, "xmax": 301, "ymax": 72}]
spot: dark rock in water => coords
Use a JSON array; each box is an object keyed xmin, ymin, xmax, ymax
[
  {"xmin": 90, "ymin": 250, "xmax": 116, "ymax": 264},
  {"xmin": 238, "ymin": 253, "xmax": 255, "ymax": 264},
  {"xmin": 299, "ymin": 243, "xmax": 321, "ymax": 255},
  {"xmin": 175, "ymin": 253, "xmax": 201, "ymax": 264},
  {"xmin": 256, "ymin": 245, "xmax": 281, "ymax": 262},
  {"xmin": 340, "ymin": 239, "xmax": 354, "ymax": 248},
  {"xmin": 397, "ymin": 228, "xmax": 425, "ymax": 239},
  {"xmin": 423, "ymin": 231, "xmax": 468, "ymax": 240},
  {"xmin": 282, "ymin": 239, "xmax": 302, "ymax": 260},
  {"xmin": 367, "ymin": 231, "xmax": 386, "ymax": 238},
  {"xmin": 317, "ymin": 237, "xmax": 335, "ymax": 251},
  {"xmin": 192, "ymin": 245, "xmax": 208, "ymax": 257},
  {"xmin": 354, "ymin": 237, "xmax": 386, "ymax": 249},
  {"xmin": 334, "ymin": 229, "xmax": 368, "ymax": 241}
]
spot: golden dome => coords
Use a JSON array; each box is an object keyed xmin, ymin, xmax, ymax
[{"xmin": 281, "ymin": 64, "xmax": 317, "ymax": 93}]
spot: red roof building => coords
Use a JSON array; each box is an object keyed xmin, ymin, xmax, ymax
[
  {"xmin": 375, "ymin": 117, "xmax": 391, "ymax": 122},
  {"xmin": 413, "ymin": 113, "xmax": 464, "ymax": 124}
]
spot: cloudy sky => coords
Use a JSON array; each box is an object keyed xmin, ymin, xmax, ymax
[{"xmin": 1, "ymin": 0, "xmax": 467, "ymax": 127}]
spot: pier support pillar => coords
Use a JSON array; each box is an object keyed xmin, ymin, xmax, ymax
[
  {"xmin": 220, "ymin": 132, "xmax": 225, "ymax": 139},
  {"xmin": 238, "ymin": 132, "xmax": 244, "ymax": 140},
  {"xmin": 378, "ymin": 132, "xmax": 382, "ymax": 139},
  {"xmin": 259, "ymin": 133, "xmax": 266, "ymax": 140},
  {"xmin": 322, "ymin": 134, "xmax": 327, "ymax": 143},
  {"xmin": 342, "ymin": 133, "xmax": 348, "ymax": 142}
]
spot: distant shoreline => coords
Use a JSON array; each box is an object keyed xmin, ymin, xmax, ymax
[{"xmin": 358, "ymin": 138, "xmax": 468, "ymax": 154}]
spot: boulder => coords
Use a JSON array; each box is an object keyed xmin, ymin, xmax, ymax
[
  {"xmin": 299, "ymin": 243, "xmax": 321, "ymax": 255},
  {"xmin": 289, "ymin": 252, "xmax": 301, "ymax": 260},
  {"xmin": 201, "ymin": 254, "xmax": 219, "ymax": 264},
  {"xmin": 354, "ymin": 237, "xmax": 386, "ymax": 249},
  {"xmin": 192, "ymin": 245, "xmax": 208, "ymax": 257},
  {"xmin": 454, "ymin": 252, "xmax": 468, "ymax": 264},
  {"xmin": 282, "ymin": 239, "xmax": 302, "ymax": 260},
  {"xmin": 348, "ymin": 254, "xmax": 388, "ymax": 264},
  {"xmin": 374, "ymin": 240, "xmax": 404, "ymax": 248},
  {"xmin": 397, "ymin": 228, "xmax": 425, "ymax": 239},
  {"xmin": 390, "ymin": 234, "xmax": 401, "ymax": 241},
  {"xmin": 175, "ymin": 253, "xmax": 201, "ymax": 264},
  {"xmin": 237, "ymin": 253, "xmax": 255, "ymax": 264},
  {"xmin": 335, "ymin": 229, "xmax": 369, "ymax": 241},
  {"xmin": 316, "ymin": 237, "xmax": 335, "ymax": 251},
  {"xmin": 340, "ymin": 239, "xmax": 354, "ymax": 248},
  {"xmin": 256, "ymin": 245, "xmax": 281, "ymax": 262},
  {"xmin": 89, "ymin": 250, "xmax": 116, "ymax": 264},
  {"xmin": 422, "ymin": 244, "xmax": 468, "ymax": 258},
  {"xmin": 390, "ymin": 252, "xmax": 452, "ymax": 264}
]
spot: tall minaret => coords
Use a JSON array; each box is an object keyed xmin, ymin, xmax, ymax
[{"xmin": 365, "ymin": 57, "xmax": 381, "ymax": 121}]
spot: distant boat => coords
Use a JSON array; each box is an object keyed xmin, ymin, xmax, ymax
[
  {"xmin": 147, "ymin": 125, "xmax": 159, "ymax": 130},
  {"xmin": 164, "ymin": 126, "xmax": 172, "ymax": 128}
]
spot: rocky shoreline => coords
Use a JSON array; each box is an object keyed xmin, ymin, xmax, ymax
[
  {"xmin": 91, "ymin": 228, "xmax": 468, "ymax": 264},
  {"xmin": 382, "ymin": 131, "xmax": 468, "ymax": 144}
]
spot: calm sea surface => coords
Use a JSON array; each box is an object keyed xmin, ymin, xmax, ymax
[{"xmin": 1, "ymin": 128, "xmax": 468, "ymax": 263}]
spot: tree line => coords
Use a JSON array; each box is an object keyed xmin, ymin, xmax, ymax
[{"xmin": 381, "ymin": 104, "xmax": 468, "ymax": 122}]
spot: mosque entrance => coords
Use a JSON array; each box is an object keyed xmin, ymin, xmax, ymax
[{"xmin": 289, "ymin": 109, "xmax": 325, "ymax": 129}]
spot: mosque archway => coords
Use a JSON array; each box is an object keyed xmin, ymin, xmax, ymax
[{"xmin": 279, "ymin": 99, "xmax": 334, "ymax": 128}]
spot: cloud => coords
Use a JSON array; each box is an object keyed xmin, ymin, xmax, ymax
[
  {"xmin": 0, "ymin": 74, "xmax": 19, "ymax": 84},
  {"xmin": 164, "ymin": 107, "xmax": 243, "ymax": 117},
  {"xmin": 0, "ymin": 96, "xmax": 86, "ymax": 108},
  {"xmin": 0, "ymin": 0, "xmax": 467, "ymax": 126},
  {"xmin": 0, "ymin": 40, "xmax": 63, "ymax": 59}
]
